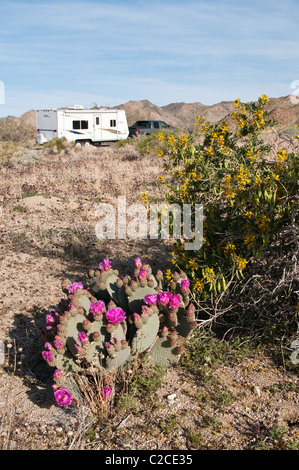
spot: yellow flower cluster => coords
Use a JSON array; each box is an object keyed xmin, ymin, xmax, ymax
[
  {"xmin": 256, "ymin": 214, "xmax": 270, "ymax": 232},
  {"xmin": 271, "ymin": 172, "xmax": 280, "ymax": 181},
  {"xmin": 254, "ymin": 175, "xmax": 262, "ymax": 186},
  {"xmin": 244, "ymin": 210, "xmax": 253, "ymax": 219},
  {"xmin": 203, "ymin": 267, "xmax": 215, "ymax": 283},
  {"xmin": 233, "ymin": 95, "xmax": 269, "ymax": 135},
  {"xmin": 167, "ymin": 135, "xmax": 176, "ymax": 146},
  {"xmin": 259, "ymin": 94, "xmax": 270, "ymax": 105},
  {"xmin": 196, "ymin": 114, "xmax": 206, "ymax": 126},
  {"xmin": 206, "ymin": 146, "xmax": 214, "ymax": 157},
  {"xmin": 246, "ymin": 146, "xmax": 257, "ymax": 165},
  {"xmin": 224, "ymin": 241, "xmax": 236, "ymax": 255},
  {"xmin": 179, "ymin": 135, "xmax": 189, "ymax": 146},
  {"xmin": 254, "ymin": 109, "xmax": 265, "ymax": 128},
  {"xmin": 141, "ymin": 191, "xmax": 148, "ymax": 206},
  {"xmin": 193, "ymin": 279, "xmax": 204, "ymax": 292},
  {"xmin": 223, "ymin": 241, "xmax": 248, "ymax": 270},
  {"xmin": 224, "ymin": 174, "xmax": 236, "ymax": 200},
  {"xmin": 190, "ymin": 169, "xmax": 202, "ymax": 181},
  {"xmin": 275, "ymin": 149, "xmax": 288, "ymax": 173},
  {"xmin": 164, "ymin": 269, "xmax": 173, "ymax": 283},
  {"xmin": 234, "ymin": 98, "xmax": 241, "ymax": 108},
  {"xmin": 236, "ymin": 164, "xmax": 250, "ymax": 190},
  {"xmin": 158, "ymin": 132, "xmax": 165, "ymax": 142},
  {"xmin": 188, "ymin": 259, "xmax": 198, "ymax": 270},
  {"xmin": 178, "ymin": 177, "xmax": 189, "ymax": 200},
  {"xmin": 235, "ymin": 256, "xmax": 248, "ymax": 270},
  {"xmin": 244, "ymin": 232, "xmax": 256, "ymax": 249}
]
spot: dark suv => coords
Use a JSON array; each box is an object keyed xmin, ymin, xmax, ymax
[{"xmin": 128, "ymin": 120, "xmax": 175, "ymax": 138}]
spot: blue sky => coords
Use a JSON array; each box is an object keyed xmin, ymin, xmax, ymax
[{"xmin": 0, "ymin": 0, "xmax": 299, "ymax": 117}]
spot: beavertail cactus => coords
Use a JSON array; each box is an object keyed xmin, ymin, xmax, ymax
[{"xmin": 43, "ymin": 257, "xmax": 197, "ymax": 405}]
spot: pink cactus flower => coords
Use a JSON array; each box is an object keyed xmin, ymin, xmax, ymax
[
  {"xmin": 42, "ymin": 350, "xmax": 53, "ymax": 364},
  {"xmin": 181, "ymin": 279, "xmax": 190, "ymax": 293},
  {"xmin": 99, "ymin": 258, "xmax": 111, "ymax": 271},
  {"xmin": 53, "ymin": 369, "xmax": 63, "ymax": 380},
  {"xmin": 68, "ymin": 282, "xmax": 84, "ymax": 293},
  {"xmin": 78, "ymin": 331, "xmax": 89, "ymax": 345},
  {"xmin": 68, "ymin": 301, "xmax": 76, "ymax": 310},
  {"xmin": 138, "ymin": 268, "xmax": 148, "ymax": 282},
  {"xmin": 169, "ymin": 294, "xmax": 181, "ymax": 310},
  {"xmin": 101, "ymin": 386, "xmax": 112, "ymax": 401},
  {"xmin": 144, "ymin": 294, "xmax": 158, "ymax": 306},
  {"xmin": 105, "ymin": 307, "xmax": 126, "ymax": 324},
  {"xmin": 74, "ymin": 344, "xmax": 82, "ymax": 354},
  {"xmin": 90, "ymin": 300, "xmax": 105, "ymax": 315},
  {"xmin": 54, "ymin": 388, "xmax": 72, "ymax": 407},
  {"xmin": 158, "ymin": 291, "xmax": 172, "ymax": 306},
  {"xmin": 134, "ymin": 257, "xmax": 142, "ymax": 268},
  {"xmin": 46, "ymin": 311, "xmax": 59, "ymax": 330},
  {"xmin": 54, "ymin": 336, "xmax": 64, "ymax": 350},
  {"xmin": 44, "ymin": 342, "xmax": 55, "ymax": 352}
]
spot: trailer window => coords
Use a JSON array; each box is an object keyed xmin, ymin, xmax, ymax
[
  {"xmin": 72, "ymin": 120, "xmax": 89, "ymax": 130},
  {"xmin": 110, "ymin": 119, "xmax": 116, "ymax": 127}
]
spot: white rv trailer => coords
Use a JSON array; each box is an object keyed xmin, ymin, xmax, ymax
[{"xmin": 36, "ymin": 105, "xmax": 129, "ymax": 146}]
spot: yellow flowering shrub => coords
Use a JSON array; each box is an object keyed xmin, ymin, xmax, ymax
[{"xmin": 155, "ymin": 96, "xmax": 299, "ymax": 299}]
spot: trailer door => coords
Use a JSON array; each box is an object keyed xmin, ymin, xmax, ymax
[{"xmin": 94, "ymin": 114, "xmax": 102, "ymax": 142}]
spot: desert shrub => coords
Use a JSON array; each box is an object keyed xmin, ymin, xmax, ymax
[
  {"xmin": 115, "ymin": 138, "xmax": 135, "ymax": 148},
  {"xmin": 42, "ymin": 137, "xmax": 76, "ymax": 154},
  {"xmin": 136, "ymin": 132, "xmax": 164, "ymax": 156},
  {"xmin": 154, "ymin": 95, "xmax": 298, "ymax": 340},
  {"xmin": 0, "ymin": 141, "xmax": 23, "ymax": 166},
  {"xmin": 0, "ymin": 117, "xmax": 35, "ymax": 142},
  {"xmin": 133, "ymin": 128, "xmax": 181, "ymax": 156}
]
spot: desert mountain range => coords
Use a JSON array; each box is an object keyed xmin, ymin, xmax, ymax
[{"xmin": 10, "ymin": 94, "xmax": 299, "ymax": 131}]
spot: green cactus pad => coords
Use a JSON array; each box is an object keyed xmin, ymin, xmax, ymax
[
  {"xmin": 82, "ymin": 341, "xmax": 106, "ymax": 367},
  {"xmin": 131, "ymin": 312, "xmax": 160, "ymax": 355},
  {"xmin": 106, "ymin": 273, "xmax": 121, "ymax": 304},
  {"xmin": 128, "ymin": 286, "xmax": 158, "ymax": 314},
  {"xmin": 117, "ymin": 284, "xmax": 130, "ymax": 311},
  {"xmin": 64, "ymin": 314, "xmax": 86, "ymax": 356},
  {"xmin": 87, "ymin": 321, "xmax": 108, "ymax": 343},
  {"xmin": 108, "ymin": 321, "xmax": 127, "ymax": 342},
  {"xmin": 87, "ymin": 275, "xmax": 108, "ymax": 300},
  {"xmin": 77, "ymin": 293, "xmax": 91, "ymax": 314},
  {"xmin": 147, "ymin": 336, "xmax": 180, "ymax": 367},
  {"xmin": 106, "ymin": 346, "xmax": 132, "ymax": 370},
  {"xmin": 54, "ymin": 349, "xmax": 81, "ymax": 374}
]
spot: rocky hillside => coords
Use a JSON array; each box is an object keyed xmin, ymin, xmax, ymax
[
  {"xmin": 12, "ymin": 95, "xmax": 299, "ymax": 132},
  {"xmin": 115, "ymin": 99, "xmax": 235, "ymax": 130},
  {"xmin": 116, "ymin": 95, "xmax": 299, "ymax": 130}
]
